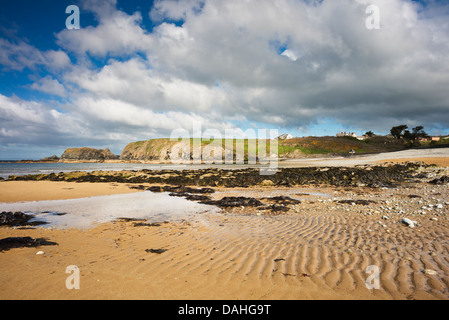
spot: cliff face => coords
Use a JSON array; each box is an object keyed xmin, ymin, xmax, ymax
[
  {"xmin": 120, "ymin": 139, "xmax": 250, "ymax": 162},
  {"xmin": 61, "ymin": 148, "xmax": 118, "ymax": 161},
  {"xmin": 120, "ymin": 139, "xmax": 178, "ymax": 161}
]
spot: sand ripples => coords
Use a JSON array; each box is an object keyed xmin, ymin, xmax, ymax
[
  {"xmin": 2, "ymin": 204, "xmax": 448, "ymax": 299},
  {"xmin": 127, "ymin": 210, "xmax": 449, "ymax": 299}
]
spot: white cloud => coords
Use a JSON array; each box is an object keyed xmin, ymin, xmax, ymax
[
  {"xmin": 2, "ymin": 0, "xmax": 449, "ymax": 158},
  {"xmin": 0, "ymin": 39, "xmax": 71, "ymax": 72},
  {"xmin": 281, "ymin": 49, "xmax": 299, "ymax": 61},
  {"xmin": 30, "ymin": 76, "xmax": 67, "ymax": 97},
  {"xmin": 56, "ymin": 7, "xmax": 151, "ymax": 57}
]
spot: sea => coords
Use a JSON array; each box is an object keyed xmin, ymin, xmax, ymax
[
  {"xmin": 0, "ymin": 162, "xmax": 225, "ymax": 228},
  {"xmin": 0, "ymin": 162, "xmax": 191, "ymax": 180},
  {"xmin": 0, "ymin": 161, "xmax": 266, "ymax": 180}
]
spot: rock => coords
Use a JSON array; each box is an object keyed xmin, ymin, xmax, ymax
[
  {"xmin": 36, "ymin": 251, "xmax": 45, "ymax": 255},
  {"xmin": 200, "ymin": 196, "xmax": 263, "ymax": 208},
  {"xmin": 40, "ymin": 155, "xmax": 59, "ymax": 162},
  {"xmin": 336, "ymin": 200, "xmax": 376, "ymax": 205},
  {"xmin": 0, "ymin": 211, "xmax": 47, "ymax": 227},
  {"xmin": 401, "ymin": 218, "xmax": 417, "ymax": 228},
  {"xmin": 261, "ymin": 196, "xmax": 301, "ymax": 205},
  {"xmin": 429, "ymin": 176, "xmax": 449, "ymax": 185},
  {"xmin": 145, "ymin": 248, "xmax": 168, "ymax": 254},
  {"xmin": 261, "ymin": 179, "xmax": 275, "ymax": 186},
  {"xmin": 61, "ymin": 147, "xmax": 118, "ymax": 161},
  {"xmin": 430, "ymin": 217, "xmax": 438, "ymax": 221},
  {"xmin": 0, "ymin": 237, "xmax": 58, "ymax": 252},
  {"xmin": 423, "ymin": 269, "xmax": 437, "ymax": 276}
]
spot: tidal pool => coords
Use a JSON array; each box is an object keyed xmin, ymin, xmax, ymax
[{"xmin": 0, "ymin": 191, "xmax": 220, "ymax": 229}]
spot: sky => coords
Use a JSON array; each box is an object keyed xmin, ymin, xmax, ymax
[{"xmin": 0, "ymin": 0, "xmax": 449, "ymax": 160}]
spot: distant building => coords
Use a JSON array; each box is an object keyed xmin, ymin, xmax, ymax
[
  {"xmin": 336, "ymin": 131, "xmax": 357, "ymax": 138},
  {"xmin": 431, "ymin": 136, "xmax": 440, "ymax": 142},
  {"xmin": 277, "ymin": 134, "xmax": 293, "ymax": 140},
  {"xmin": 336, "ymin": 132, "xmax": 365, "ymax": 140}
]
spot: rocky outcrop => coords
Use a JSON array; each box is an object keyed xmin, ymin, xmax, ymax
[
  {"xmin": 61, "ymin": 147, "xmax": 118, "ymax": 161},
  {"xmin": 120, "ymin": 139, "xmax": 177, "ymax": 161},
  {"xmin": 40, "ymin": 155, "xmax": 59, "ymax": 162}
]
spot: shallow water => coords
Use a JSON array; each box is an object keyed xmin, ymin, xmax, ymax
[
  {"xmin": 0, "ymin": 191, "xmax": 220, "ymax": 229},
  {"xmin": 0, "ymin": 162, "xmax": 189, "ymax": 179}
]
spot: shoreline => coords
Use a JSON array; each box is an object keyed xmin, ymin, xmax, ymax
[
  {"xmin": 1, "ymin": 181, "xmax": 448, "ymax": 299},
  {"xmin": 1, "ymin": 157, "xmax": 449, "ymax": 300},
  {"xmin": 0, "ymin": 181, "xmax": 144, "ymax": 203}
]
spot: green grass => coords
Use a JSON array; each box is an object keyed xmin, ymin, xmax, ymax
[{"xmin": 126, "ymin": 136, "xmax": 409, "ymax": 160}]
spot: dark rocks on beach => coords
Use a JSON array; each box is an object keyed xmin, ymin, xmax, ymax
[
  {"xmin": 0, "ymin": 212, "xmax": 47, "ymax": 227},
  {"xmin": 134, "ymin": 222, "xmax": 167, "ymax": 227},
  {"xmin": 261, "ymin": 196, "xmax": 301, "ymax": 205},
  {"xmin": 0, "ymin": 237, "xmax": 58, "ymax": 252},
  {"xmin": 335, "ymin": 200, "xmax": 377, "ymax": 205},
  {"xmin": 430, "ymin": 176, "xmax": 449, "ymax": 185},
  {"xmin": 200, "ymin": 196, "xmax": 263, "ymax": 208},
  {"xmin": 129, "ymin": 185, "xmax": 147, "ymax": 190},
  {"xmin": 260, "ymin": 204, "xmax": 290, "ymax": 213},
  {"xmin": 169, "ymin": 192, "xmax": 212, "ymax": 202},
  {"xmin": 7, "ymin": 162, "xmax": 427, "ymax": 189},
  {"xmin": 148, "ymin": 185, "xmax": 215, "ymax": 194},
  {"xmin": 145, "ymin": 248, "xmax": 168, "ymax": 254}
]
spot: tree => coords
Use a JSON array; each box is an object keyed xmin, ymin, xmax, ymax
[
  {"xmin": 365, "ymin": 131, "xmax": 374, "ymax": 137},
  {"xmin": 390, "ymin": 125, "xmax": 408, "ymax": 139},
  {"xmin": 401, "ymin": 126, "xmax": 429, "ymax": 145},
  {"xmin": 411, "ymin": 126, "xmax": 428, "ymax": 140}
]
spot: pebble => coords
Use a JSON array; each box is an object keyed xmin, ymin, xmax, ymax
[
  {"xmin": 401, "ymin": 218, "xmax": 417, "ymax": 228},
  {"xmin": 424, "ymin": 269, "xmax": 437, "ymax": 276},
  {"xmin": 36, "ymin": 251, "xmax": 44, "ymax": 255}
]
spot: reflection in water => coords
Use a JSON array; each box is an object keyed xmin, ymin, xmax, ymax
[{"xmin": 0, "ymin": 191, "xmax": 220, "ymax": 229}]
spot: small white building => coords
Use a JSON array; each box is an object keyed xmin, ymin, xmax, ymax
[
  {"xmin": 277, "ymin": 134, "xmax": 293, "ymax": 140},
  {"xmin": 336, "ymin": 132, "xmax": 365, "ymax": 140},
  {"xmin": 336, "ymin": 132, "xmax": 357, "ymax": 138}
]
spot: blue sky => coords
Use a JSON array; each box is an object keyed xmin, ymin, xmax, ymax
[{"xmin": 1, "ymin": 0, "xmax": 449, "ymax": 159}]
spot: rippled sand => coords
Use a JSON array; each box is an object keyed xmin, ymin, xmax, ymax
[{"xmin": 1, "ymin": 183, "xmax": 448, "ymax": 300}]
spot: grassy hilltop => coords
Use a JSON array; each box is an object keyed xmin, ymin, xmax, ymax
[{"xmin": 119, "ymin": 135, "xmax": 406, "ymax": 161}]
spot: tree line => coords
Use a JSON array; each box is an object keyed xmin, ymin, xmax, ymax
[{"xmin": 390, "ymin": 125, "xmax": 429, "ymax": 145}]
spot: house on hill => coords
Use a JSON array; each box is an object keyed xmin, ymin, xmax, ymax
[
  {"xmin": 277, "ymin": 134, "xmax": 293, "ymax": 140},
  {"xmin": 336, "ymin": 132, "xmax": 365, "ymax": 140}
]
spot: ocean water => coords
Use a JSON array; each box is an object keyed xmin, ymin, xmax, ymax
[
  {"xmin": 0, "ymin": 162, "xmax": 268, "ymax": 179},
  {"xmin": 0, "ymin": 191, "xmax": 220, "ymax": 229},
  {"xmin": 0, "ymin": 162, "xmax": 189, "ymax": 179}
]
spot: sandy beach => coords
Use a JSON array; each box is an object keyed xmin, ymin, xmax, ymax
[{"xmin": 1, "ymin": 153, "xmax": 449, "ymax": 300}]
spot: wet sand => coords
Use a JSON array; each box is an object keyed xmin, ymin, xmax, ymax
[
  {"xmin": 1, "ymin": 182, "xmax": 449, "ymax": 299},
  {"xmin": 1, "ymin": 152, "xmax": 449, "ymax": 300},
  {"xmin": 0, "ymin": 181, "xmax": 143, "ymax": 203}
]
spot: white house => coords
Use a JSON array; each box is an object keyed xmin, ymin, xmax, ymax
[
  {"xmin": 277, "ymin": 134, "xmax": 293, "ymax": 140},
  {"xmin": 336, "ymin": 132, "xmax": 365, "ymax": 140}
]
